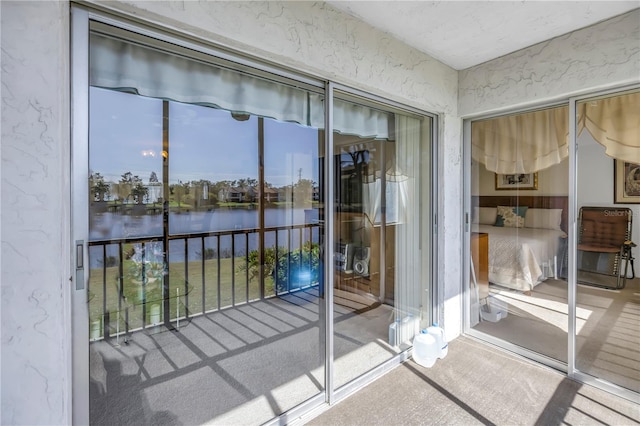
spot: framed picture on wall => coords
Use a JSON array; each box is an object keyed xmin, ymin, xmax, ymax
[
  {"xmin": 495, "ymin": 172, "xmax": 538, "ymax": 190},
  {"xmin": 614, "ymin": 159, "xmax": 640, "ymax": 204}
]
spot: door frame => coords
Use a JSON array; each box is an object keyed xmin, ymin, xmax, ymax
[
  {"xmin": 462, "ymin": 101, "xmax": 570, "ymax": 376},
  {"xmin": 70, "ymin": 6, "xmax": 91, "ymax": 425}
]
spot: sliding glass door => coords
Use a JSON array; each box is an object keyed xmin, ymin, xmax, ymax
[
  {"xmin": 467, "ymin": 106, "xmax": 570, "ymax": 364},
  {"xmin": 331, "ymin": 92, "xmax": 432, "ymax": 389},
  {"xmin": 466, "ymin": 87, "xmax": 640, "ymax": 400},
  {"xmin": 574, "ymin": 89, "xmax": 639, "ymax": 394},
  {"xmin": 73, "ymin": 14, "xmax": 435, "ymax": 425}
]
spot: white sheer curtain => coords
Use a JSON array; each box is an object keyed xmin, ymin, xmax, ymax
[
  {"xmin": 362, "ymin": 179, "xmax": 403, "ymax": 225},
  {"xmin": 472, "ymin": 106, "xmax": 569, "ymax": 174},
  {"xmin": 363, "ymin": 180, "xmax": 381, "ymax": 225},
  {"xmin": 90, "ymin": 32, "xmax": 391, "ymax": 137},
  {"xmin": 394, "ymin": 115, "xmax": 422, "ymax": 343},
  {"xmin": 577, "ymin": 91, "xmax": 640, "ymax": 162}
]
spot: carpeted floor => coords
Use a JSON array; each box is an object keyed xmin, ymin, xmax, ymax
[
  {"xmin": 89, "ymin": 287, "xmax": 399, "ymax": 426},
  {"xmin": 88, "ymin": 277, "xmax": 639, "ymax": 425},
  {"xmin": 473, "ymin": 276, "xmax": 639, "ymax": 393},
  {"xmin": 306, "ymin": 336, "xmax": 640, "ymax": 426}
]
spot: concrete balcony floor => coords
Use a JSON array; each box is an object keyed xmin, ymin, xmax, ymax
[{"xmin": 306, "ymin": 336, "xmax": 639, "ymax": 425}]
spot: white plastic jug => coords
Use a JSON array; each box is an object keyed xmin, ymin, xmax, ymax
[
  {"xmin": 427, "ymin": 323, "xmax": 448, "ymax": 359},
  {"xmin": 412, "ymin": 329, "xmax": 439, "ymax": 368}
]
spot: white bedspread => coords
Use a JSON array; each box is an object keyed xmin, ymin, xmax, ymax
[{"xmin": 472, "ymin": 225, "xmax": 566, "ymax": 292}]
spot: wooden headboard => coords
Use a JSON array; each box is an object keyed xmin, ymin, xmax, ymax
[{"xmin": 472, "ymin": 195, "xmax": 569, "ymax": 233}]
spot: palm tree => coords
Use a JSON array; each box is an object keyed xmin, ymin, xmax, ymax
[
  {"xmin": 90, "ymin": 172, "xmax": 110, "ymax": 202},
  {"xmin": 130, "ymin": 175, "xmax": 148, "ymax": 205},
  {"xmin": 118, "ymin": 171, "xmax": 133, "ymax": 203}
]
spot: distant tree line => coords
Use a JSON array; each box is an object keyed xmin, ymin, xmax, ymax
[{"xmin": 90, "ymin": 171, "xmax": 318, "ymax": 207}]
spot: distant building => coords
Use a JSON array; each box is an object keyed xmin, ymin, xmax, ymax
[
  {"xmin": 218, "ymin": 186, "xmax": 257, "ymax": 203},
  {"xmin": 263, "ymin": 187, "xmax": 279, "ymax": 202}
]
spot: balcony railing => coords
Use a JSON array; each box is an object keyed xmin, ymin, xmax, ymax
[{"xmin": 88, "ymin": 223, "xmax": 321, "ymax": 341}]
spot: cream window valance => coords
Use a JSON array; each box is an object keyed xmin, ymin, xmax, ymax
[
  {"xmin": 577, "ymin": 91, "xmax": 640, "ymax": 163},
  {"xmin": 472, "ymin": 106, "xmax": 569, "ymax": 174},
  {"xmin": 473, "ymin": 91, "xmax": 639, "ymax": 175}
]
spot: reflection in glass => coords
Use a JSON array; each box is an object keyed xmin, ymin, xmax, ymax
[
  {"xmin": 332, "ymin": 97, "xmax": 430, "ymax": 389},
  {"xmin": 575, "ymin": 91, "xmax": 640, "ymax": 393},
  {"xmin": 88, "ymin": 83, "xmax": 326, "ymax": 424},
  {"xmin": 264, "ymin": 119, "xmax": 321, "ymax": 297},
  {"xmin": 88, "ymin": 87, "xmax": 165, "ymax": 340},
  {"xmin": 89, "ymin": 87, "xmax": 164, "ymax": 240},
  {"xmin": 469, "ymin": 105, "xmax": 569, "ymax": 363},
  {"xmin": 168, "ymin": 103, "xmax": 259, "ymax": 234}
]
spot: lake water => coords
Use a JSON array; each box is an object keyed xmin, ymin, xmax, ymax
[{"xmin": 89, "ymin": 207, "xmax": 321, "ymax": 265}]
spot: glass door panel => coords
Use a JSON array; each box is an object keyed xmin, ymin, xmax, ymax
[
  {"xmin": 332, "ymin": 94, "xmax": 431, "ymax": 388},
  {"xmin": 575, "ymin": 90, "xmax": 640, "ymax": 393},
  {"xmin": 469, "ymin": 106, "xmax": 569, "ymax": 363},
  {"xmin": 87, "ymin": 54, "xmax": 326, "ymax": 424}
]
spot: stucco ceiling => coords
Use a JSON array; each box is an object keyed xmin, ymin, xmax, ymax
[{"xmin": 327, "ymin": 1, "xmax": 639, "ymax": 70}]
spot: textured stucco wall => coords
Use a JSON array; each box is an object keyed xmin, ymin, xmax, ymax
[
  {"xmin": 1, "ymin": 1, "xmax": 71, "ymax": 424},
  {"xmin": 94, "ymin": 0, "xmax": 459, "ymax": 114},
  {"xmin": 459, "ymin": 9, "xmax": 640, "ymax": 117}
]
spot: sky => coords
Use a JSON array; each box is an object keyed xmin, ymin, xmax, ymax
[{"xmin": 89, "ymin": 87, "xmax": 319, "ymax": 188}]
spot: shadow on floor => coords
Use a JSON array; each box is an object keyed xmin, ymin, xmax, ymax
[
  {"xmin": 307, "ymin": 337, "xmax": 639, "ymax": 426},
  {"xmin": 89, "ymin": 288, "xmax": 396, "ymax": 425}
]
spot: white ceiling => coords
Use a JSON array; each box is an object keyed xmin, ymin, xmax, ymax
[{"xmin": 327, "ymin": 1, "xmax": 639, "ymax": 70}]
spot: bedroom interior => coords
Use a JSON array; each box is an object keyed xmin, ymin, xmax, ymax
[{"xmin": 468, "ymin": 91, "xmax": 639, "ymax": 394}]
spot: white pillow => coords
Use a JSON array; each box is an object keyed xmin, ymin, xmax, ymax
[
  {"xmin": 473, "ymin": 207, "xmax": 498, "ymax": 225},
  {"xmin": 524, "ymin": 208, "xmax": 563, "ymax": 231}
]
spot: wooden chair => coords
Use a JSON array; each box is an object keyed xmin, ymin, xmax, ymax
[{"xmin": 577, "ymin": 207, "xmax": 635, "ymax": 289}]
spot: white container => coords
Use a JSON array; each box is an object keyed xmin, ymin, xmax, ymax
[
  {"xmin": 427, "ymin": 323, "xmax": 448, "ymax": 359},
  {"xmin": 399, "ymin": 314, "xmax": 419, "ymax": 345},
  {"xmin": 412, "ymin": 329, "xmax": 439, "ymax": 368},
  {"xmin": 388, "ymin": 320, "xmax": 400, "ymax": 347},
  {"xmin": 480, "ymin": 296, "xmax": 509, "ymax": 322}
]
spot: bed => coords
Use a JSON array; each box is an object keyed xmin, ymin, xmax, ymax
[{"xmin": 471, "ymin": 196, "xmax": 568, "ymax": 292}]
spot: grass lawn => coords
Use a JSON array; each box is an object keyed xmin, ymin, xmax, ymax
[{"xmin": 88, "ymin": 256, "xmax": 277, "ymax": 339}]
